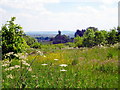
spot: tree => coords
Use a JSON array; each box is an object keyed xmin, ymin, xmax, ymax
[
  {"xmin": 86, "ymin": 27, "xmax": 98, "ymax": 32},
  {"xmin": 83, "ymin": 29, "xmax": 95, "ymax": 47},
  {"xmin": 117, "ymin": 26, "xmax": 120, "ymax": 42},
  {"xmin": 74, "ymin": 36, "xmax": 83, "ymax": 48},
  {"xmin": 23, "ymin": 35, "xmax": 37, "ymax": 46},
  {"xmin": 74, "ymin": 29, "xmax": 86, "ymax": 37},
  {"xmin": 94, "ymin": 30, "xmax": 106, "ymax": 46},
  {"xmin": 107, "ymin": 28, "xmax": 118, "ymax": 45},
  {"xmin": 1, "ymin": 17, "xmax": 29, "ymax": 55}
]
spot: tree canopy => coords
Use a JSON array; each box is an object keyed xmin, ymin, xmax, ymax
[{"xmin": 1, "ymin": 17, "xmax": 29, "ymax": 55}]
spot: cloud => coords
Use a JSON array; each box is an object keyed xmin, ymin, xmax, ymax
[
  {"xmin": 0, "ymin": 0, "xmax": 60, "ymax": 3},
  {"xmin": 61, "ymin": 0, "xmax": 119, "ymax": 4},
  {"xmin": 0, "ymin": 0, "xmax": 118, "ymax": 31}
]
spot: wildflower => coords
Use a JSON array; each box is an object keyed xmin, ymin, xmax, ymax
[
  {"xmin": 22, "ymin": 60, "xmax": 26, "ymax": 63},
  {"xmin": 14, "ymin": 54, "xmax": 19, "ymax": 57},
  {"xmin": 27, "ymin": 67, "xmax": 32, "ymax": 71},
  {"xmin": 7, "ymin": 74, "xmax": 14, "ymax": 79},
  {"xmin": 25, "ymin": 53, "xmax": 28, "ymax": 56},
  {"xmin": 54, "ymin": 59, "xmax": 58, "ymax": 61},
  {"xmin": 32, "ymin": 75, "xmax": 36, "ymax": 78},
  {"xmin": 4, "ymin": 60, "xmax": 10, "ymax": 64},
  {"xmin": 22, "ymin": 62, "xmax": 30, "ymax": 66},
  {"xmin": 6, "ymin": 52, "xmax": 14, "ymax": 56},
  {"xmin": 14, "ymin": 65, "xmax": 20, "ymax": 68},
  {"xmin": 9, "ymin": 67, "xmax": 15, "ymax": 70},
  {"xmin": 59, "ymin": 64, "xmax": 68, "ymax": 67},
  {"xmin": 5, "ymin": 68, "xmax": 9, "ymax": 71},
  {"xmin": 2, "ymin": 64, "xmax": 9, "ymax": 67},
  {"xmin": 19, "ymin": 55, "xmax": 26, "ymax": 59},
  {"xmin": 37, "ymin": 51, "xmax": 43, "ymax": 56},
  {"xmin": 60, "ymin": 69, "xmax": 67, "ymax": 72},
  {"xmin": 41, "ymin": 64, "xmax": 48, "ymax": 66},
  {"xmin": 43, "ymin": 55, "xmax": 46, "ymax": 57}
]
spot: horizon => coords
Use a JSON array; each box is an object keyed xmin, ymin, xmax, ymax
[{"xmin": 0, "ymin": 0, "xmax": 118, "ymax": 32}]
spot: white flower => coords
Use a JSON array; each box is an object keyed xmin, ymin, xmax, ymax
[
  {"xmin": 5, "ymin": 68, "xmax": 9, "ymax": 71},
  {"xmin": 7, "ymin": 74, "xmax": 14, "ymax": 79},
  {"xmin": 28, "ymin": 67, "xmax": 32, "ymax": 71},
  {"xmin": 22, "ymin": 62, "xmax": 30, "ymax": 66},
  {"xmin": 22, "ymin": 60, "xmax": 26, "ymax": 63},
  {"xmin": 9, "ymin": 67, "xmax": 15, "ymax": 70},
  {"xmin": 32, "ymin": 75, "xmax": 36, "ymax": 78},
  {"xmin": 2, "ymin": 64, "xmax": 9, "ymax": 67},
  {"xmin": 14, "ymin": 65, "xmax": 20, "ymax": 68},
  {"xmin": 25, "ymin": 53, "xmax": 28, "ymax": 56},
  {"xmin": 54, "ymin": 59, "xmax": 58, "ymax": 61},
  {"xmin": 41, "ymin": 64, "xmax": 48, "ymax": 66},
  {"xmin": 59, "ymin": 64, "xmax": 68, "ymax": 67},
  {"xmin": 60, "ymin": 69, "xmax": 67, "ymax": 72},
  {"xmin": 4, "ymin": 60, "xmax": 10, "ymax": 64},
  {"xmin": 19, "ymin": 55, "xmax": 26, "ymax": 59},
  {"xmin": 5, "ymin": 65, "xmax": 20, "ymax": 71},
  {"xmin": 6, "ymin": 52, "xmax": 14, "ymax": 56},
  {"xmin": 14, "ymin": 54, "xmax": 18, "ymax": 57},
  {"xmin": 43, "ymin": 55, "xmax": 46, "ymax": 57},
  {"xmin": 37, "ymin": 51, "xmax": 43, "ymax": 56}
]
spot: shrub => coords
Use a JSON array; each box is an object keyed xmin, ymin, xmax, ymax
[
  {"xmin": 31, "ymin": 42, "xmax": 41, "ymax": 49},
  {"xmin": 1, "ymin": 17, "xmax": 29, "ymax": 56}
]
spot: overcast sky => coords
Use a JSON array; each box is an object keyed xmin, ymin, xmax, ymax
[{"xmin": 0, "ymin": 0, "xmax": 119, "ymax": 32}]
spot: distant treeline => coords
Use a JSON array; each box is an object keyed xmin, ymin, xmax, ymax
[{"xmin": 32, "ymin": 26, "xmax": 120, "ymax": 47}]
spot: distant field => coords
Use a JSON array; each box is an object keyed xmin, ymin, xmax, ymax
[{"xmin": 2, "ymin": 45, "xmax": 118, "ymax": 88}]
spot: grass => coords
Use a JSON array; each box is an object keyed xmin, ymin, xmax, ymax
[{"xmin": 1, "ymin": 45, "xmax": 119, "ymax": 88}]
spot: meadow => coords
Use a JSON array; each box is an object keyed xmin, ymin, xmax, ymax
[{"xmin": 1, "ymin": 44, "xmax": 119, "ymax": 88}]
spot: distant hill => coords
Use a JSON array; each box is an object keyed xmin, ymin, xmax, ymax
[{"xmin": 25, "ymin": 31, "xmax": 75, "ymax": 37}]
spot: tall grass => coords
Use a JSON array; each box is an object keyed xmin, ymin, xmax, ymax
[{"xmin": 1, "ymin": 45, "xmax": 118, "ymax": 88}]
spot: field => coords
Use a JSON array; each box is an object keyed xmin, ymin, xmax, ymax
[{"xmin": 1, "ymin": 44, "xmax": 119, "ymax": 88}]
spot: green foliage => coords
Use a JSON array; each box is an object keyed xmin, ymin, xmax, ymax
[
  {"xmin": 73, "ymin": 27, "xmax": 119, "ymax": 48},
  {"xmin": 83, "ymin": 29, "xmax": 95, "ymax": 47},
  {"xmin": 107, "ymin": 52, "xmax": 113, "ymax": 59},
  {"xmin": 65, "ymin": 42, "xmax": 75, "ymax": 47},
  {"xmin": 107, "ymin": 29, "xmax": 118, "ymax": 45},
  {"xmin": 31, "ymin": 42, "xmax": 41, "ymax": 49},
  {"xmin": 1, "ymin": 17, "xmax": 29, "ymax": 55},
  {"xmin": 74, "ymin": 36, "xmax": 83, "ymax": 48},
  {"xmin": 23, "ymin": 35, "xmax": 37, "ymax": 46},
  {"xmin": 94, "ymin": 30, "xmax": 106, "ymax": 46},
  {"xmin": 2, "ymin": 45, "xmax": 118, "ymax": 88}
]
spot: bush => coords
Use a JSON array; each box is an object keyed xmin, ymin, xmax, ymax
[
  {"xmin": 1, "ymin": 17, "xmax": 29, "ymax": 56},
  {"xmin": 31, "ymin": 42, "xmax": 41, "ymax": 49}
]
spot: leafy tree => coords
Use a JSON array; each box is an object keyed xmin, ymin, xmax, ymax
[
  {"xmin": 107, "ymin": 28, "xmax": 118, "ymax": 45},
  {"xmin": 1, "ymin": 17, "xmax": 29, "ymax": 55},
  {"xmin": 94, "ymin": 30, "xmax": 106, "ymax": 46},
  {"xmin": 100, "ymin": 30, "xmax": 108, "ymax": 45},
  {"xmin": 23, "ymin": 35, "xmax": 37, "ymax": 46},
  {"xmin": 74, "ymin": 36, "xmax": 83, "ymax": 48},
  {"xmin": 83, "ymin": 29, "xmax": 95, "ymax": 47},
  {"xmin": 74, "ymin": 29, "xmax": 86, "ymax": 37},
  {"xmin": 86, "ymin": 27, "xmax": 98, "ymax": 32},
  {"xmin": 31, "ymin": 42, "xmax": 41, "ymax": 49},
  {"xmin": 117, "ymin": 26, "xmax": 120, "ymax": 42}
]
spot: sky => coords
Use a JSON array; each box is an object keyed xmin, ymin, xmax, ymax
[{"xmin": 0, "ymin": 0, "xmax": 119, "ymax": 32}]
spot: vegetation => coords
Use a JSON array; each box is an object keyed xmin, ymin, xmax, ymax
[
  {"xmin": 1, "ymin": 17, "xmax": 29, "ymax": 56},
  {"xmin": 1, "ymin": 17, "xmax": 119, "ymax": 88},
  {"xmin": 2, "ymin": 45, "xmax": 118, "ymax": 88}
]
